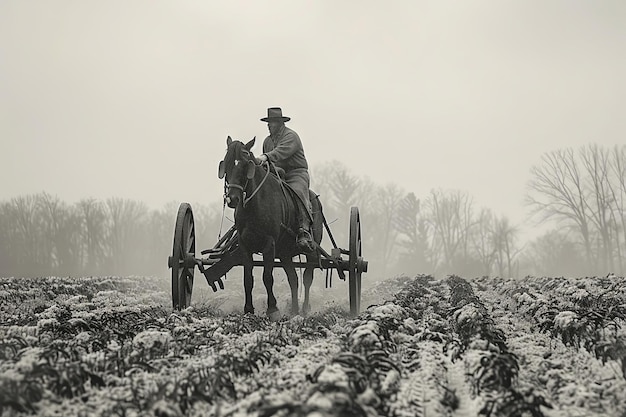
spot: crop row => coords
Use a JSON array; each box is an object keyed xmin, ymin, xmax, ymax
[
  {"xmin": 0, "ymin": 275, "xmax": 353, "ymax": 416},
  {"xmin": 473, "ymin": 275, "xmax": 626, "ymax": 413},
  {"xmin": 1, "ymin": 274, "xmax": 467, "ymax": 416},
  {"xmin": 444, "ymin": 275, "xmax": 552, "ymax": 417},
  {"xmin": 478, "ymin": 276, "xmax": 626, "ymax": 377},
  {"xmin": 5, "ymin": 273, "xmax": 610, "ymax": 417},
  {"xmin": 244, "ymin": 275, "xmax": 458, "ymax": 417},
  {"xmin": 0, "ymin": 275, "xmax": 460, "ymax": 416}
]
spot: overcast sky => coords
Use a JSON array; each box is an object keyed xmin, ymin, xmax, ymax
[{"xmin": 1, "ymin": 1, "xmax": 625, "ymax": 230}]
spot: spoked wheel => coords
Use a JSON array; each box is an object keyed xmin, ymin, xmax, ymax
[
  {"xmin": 349, "ymin": 206, "xmax": 367, "ymax": 316},
  {"xmin": 169, "ymin": 202, "xmax": 196, "ymax": 310}
]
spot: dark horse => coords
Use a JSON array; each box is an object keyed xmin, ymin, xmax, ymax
[{"xmin": 218, "ymin": 137, "xmax": 322, "ymax": 319}]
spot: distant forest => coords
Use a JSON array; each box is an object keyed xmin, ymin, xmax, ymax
[{"xmin": 1, "ymin": 144, "xmax": 625, "ymax": 279}]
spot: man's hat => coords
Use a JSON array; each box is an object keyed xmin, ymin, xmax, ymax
[{"xmin": 260, "ymin": 107, "xmax": 291, "ymax": 122}]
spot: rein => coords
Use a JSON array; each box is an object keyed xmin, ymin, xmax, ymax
[{"xmin": 225, "ymin": 160, "xmax": 271, "ymax": 208}]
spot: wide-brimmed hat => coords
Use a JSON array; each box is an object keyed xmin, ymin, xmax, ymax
[{"xmin": 260, "ymin": 107, "xmax": 291, "ymax": 122}]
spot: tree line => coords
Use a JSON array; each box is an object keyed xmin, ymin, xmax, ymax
[
  {"xmin": 525, "ymin": 144, "xmax": 626, "ymax": 277},
  {"xmin": 1, "ymin": 143, "xmax": 625, "ymax": 279},
  {"xmin": 0, "ymin": 195, "xmax": 224, "ymax": 278}
]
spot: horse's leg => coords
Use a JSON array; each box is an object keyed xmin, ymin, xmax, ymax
[
  {"xmin": 262, "ymin": 238, "xmax": 279, "ymax": 319},
  {"xmin": 242, "ymin": 254, "xmax": 255, "ymax": 314},
  {"xmin": 281, "ymin": 257, "xmax": 299, "ymax": 316},
  {"xmin": 302, "ymin": 265, "xmax": 314, "ymax": 315},
  {"xmin": 303, "ymin": 191, "xmax": 321, "ymax": 315}
]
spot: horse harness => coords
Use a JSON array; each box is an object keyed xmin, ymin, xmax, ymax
[{"xmin": 224, "ymin": 160, "xmax": 287, "ymax": 208}]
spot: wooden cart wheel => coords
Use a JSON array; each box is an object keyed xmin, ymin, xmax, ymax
[
  {"xmin": 349, "ymin": 206, "xmax": 362, "ymax": 316},
  {"xmin": 171, "ymin": 202, "xmax": 195, "ymax": 310}
]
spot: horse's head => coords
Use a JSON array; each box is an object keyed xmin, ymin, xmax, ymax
[{"xmin": 218, "ymin": 136, "xmax": 256, "ymax": 209}]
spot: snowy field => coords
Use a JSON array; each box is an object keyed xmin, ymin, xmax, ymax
[{"xmin": 1, "ymin": 273, "xmax": 626, "ymax": 416}]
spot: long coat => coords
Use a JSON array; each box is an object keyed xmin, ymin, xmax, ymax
[{"xmin": 262, "ymin": 126, "xmax": 311, "ymax": 216}]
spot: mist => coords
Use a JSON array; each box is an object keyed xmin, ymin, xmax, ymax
[{"xmin": 2, "ymin": 1, "xmax": 626, "ymax": 279}]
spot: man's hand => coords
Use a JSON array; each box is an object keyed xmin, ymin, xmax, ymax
[{"xmin": 255, "ymin": 154, "xmax": 268, "ymax": 165}]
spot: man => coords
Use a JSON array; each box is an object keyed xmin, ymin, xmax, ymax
[{"xmin": 255, "ymin": 107, "xmax": 314, "ymax": 252}]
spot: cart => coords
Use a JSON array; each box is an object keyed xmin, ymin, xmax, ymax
[{"xmin": 167, "ymin": 202, "xmax": 368, "ymax": 316}]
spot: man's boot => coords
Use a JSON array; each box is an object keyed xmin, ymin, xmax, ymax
[{"xmin": 296, "ymin": 217, "xmax": 315, "ymax": 253}]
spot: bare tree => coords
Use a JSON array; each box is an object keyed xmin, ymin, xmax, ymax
[
  {"xmin": 425, "ymin": 189, "xmax": 476, "ymax": 275},
  {"xmin": 522, "ymin": 229, "xmax": 587, "ymax": 277},
  {"xmin": 368, "ymin": 183, "xmax": 404, "ymax": 274},
  {"xmin": 526, "ymin": 148, "xmax": 595, "ymax": 270},
  {"xmin": 77, "ymin": 198, "xmax": 108, "ymax": 274},
  {"xmin": 579, "ymin": 144, "xmax": 616, "ymax": 271},
  {"xmin": 471, "ymin": 208, "xmax": 497, "ymax": 276},
  {"xmin": 394, "ymin": 192, "xmax": 420, "ymax": 251},
  {"xmin": 329, "ymin": 163, "xmax": 361, "ymax": 217},
  {"xmin": 607, "ymin": 145, "xmax": 626, "ymax": 273},
  {"xmin": 310, "ymin": 160, "xmax": 361, "ymax": 246},
  {"xmin": 491, "ymin": 215, "xmax": 521, "ymax": 278},
  {"xmin": 527, "ymin": 145, "xmax": 626, "ymax": 276},
  {"xmin": 393, "ymin": 192, "xmax": 435, "ymax": 274},
  {"xmin": 9, "ymin": 194, "xmax": 43, "ymax": 274},
  {"xmin": 0, "ymin": 202, "xmax": 17, "ymax": 275},
  {"xmin": 104, "ymin": 198, "xmax": 148, "ymax": 274},
  {"xmin": 37, "ymin": 193, "xmax": 83, "ymax": 275}
]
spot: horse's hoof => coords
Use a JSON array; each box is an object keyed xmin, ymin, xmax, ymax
[
  {"xmin": 244, "ymin": 306, "xmax": 255, "ymax": 315},
  {"xmin": 302, "ymin": 305, "xmax": 311, "ymax": 316},
  {"xmin": 267, "ymin": 309, "xmax": 281, "ymax": 322}
]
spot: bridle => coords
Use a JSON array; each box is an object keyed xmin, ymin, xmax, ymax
[{"xmin": 224, "ymin": 159, "xmax": 271, "ymax": 208}]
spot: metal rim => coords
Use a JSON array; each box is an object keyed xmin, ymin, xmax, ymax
[
  {"xmin": 348, "ymin": 206, "xmax": 362, "ymax": 316},
  {"xmin": 171, "ymin": 202, "xmax": 195, "ymax": 310}
]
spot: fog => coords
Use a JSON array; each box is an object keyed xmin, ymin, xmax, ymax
[{"xmin": 2, "ymin": 0, "xmax": 625, "ymax": 235}]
